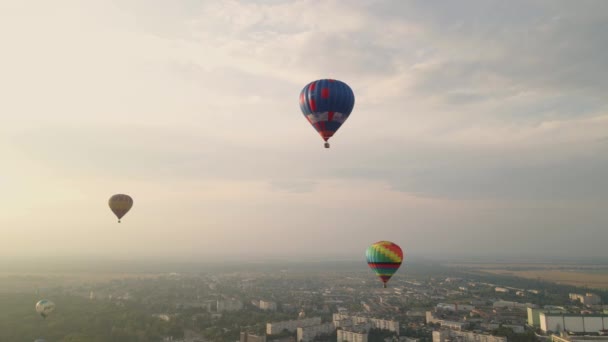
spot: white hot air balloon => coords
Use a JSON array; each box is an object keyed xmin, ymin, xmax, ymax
[{"xmin": 35, "ymin": 300, "xmax": 55, "ymax": 318}]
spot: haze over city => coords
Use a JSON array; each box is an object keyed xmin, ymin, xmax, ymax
[{"xmin": 1, "ymin": 0, "xmax": 607, "ymax": 262}]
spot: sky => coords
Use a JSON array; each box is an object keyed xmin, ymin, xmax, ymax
[{"xmin": 1, "ymin": 0, "xmax": 607, "ymax": 262}]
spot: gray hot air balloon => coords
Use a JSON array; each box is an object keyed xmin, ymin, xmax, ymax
[
  {"xmin": 35, "ymin": 299, "xmax": 55, "ymax": 318},
  {"xmin": 108, "ymin": 194, "xmax": 133, "ymax": 223}
]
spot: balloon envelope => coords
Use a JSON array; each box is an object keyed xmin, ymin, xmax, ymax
[
  {"xmin": 108, "ymin": 194, "xmax": 133, "ymax": 222},
  {"xmin": 35, "ymin": 299, "xmax": 55, "ymax": 318},
  {"xmin": 299, "ymin": 79, "xmax": 355, "ymax": 145},
  {"xmin": 366, "ymin": 241, "xmax": 403, "ymax": 288}
]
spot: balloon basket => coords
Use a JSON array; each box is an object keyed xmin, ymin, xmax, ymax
[{"xmin": 324, "ymin": 142, "xmax": 330, "ymax": 148}]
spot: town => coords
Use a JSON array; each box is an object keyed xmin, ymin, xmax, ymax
[{"xmin": 10, "ymin": 261, "xmax": 607, "ymax": 342}]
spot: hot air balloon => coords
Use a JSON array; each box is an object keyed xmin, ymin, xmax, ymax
[
  {"xmin": 299, "ymin": 79, "xmax": 355, "ymax": 148},
  {"xmin": 35, "ymin": 299, "xmax": 55, "ymax": 318},
  {"xmin": 366, "ymin": 241, "xmax": 403, "ymax": 288},
  {"xmin": 108, "ymin": 194, "xmax": 133, "ymax": 223}
]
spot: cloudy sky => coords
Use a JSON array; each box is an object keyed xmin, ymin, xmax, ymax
[{"xmin": 1, "ymin": 0, "xmax": 607, "ymax": 262}]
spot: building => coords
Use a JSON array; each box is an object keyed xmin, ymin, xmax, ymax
[
  {"xmin": 269, "ymin": 337, "xmax": 296, "ymax": 342},
  {"xmin": 441, "ymin": 321, "xmax": 466, "ymax": 331},
  {"xmin": 176, "ymin": 300, "xmax": 215, "ymax": 311},
  {"xmin": 495, "ymin": 287, "xmax": 510, "ymax": 293},
  {"xmin": 528, "ymin": 308, "xmax": 543, "ymax": 327},
  {"xmin": 217, "ymin": 298, "xmax": 243, "ymax": 312},
  {"xmin": 406, "ymin": 310, "xmax": 427, "ymax": 317},
  {"xmin": 432, "ymin": 330, "xmax": 506, "ymax": 342},
  {"xmin": 540, "ymin": 313, "xmax": 608, "ymax": 333},
  {"xmin": 481, "ymin": 323, "xmax": 525, "ymax": 333},
  {"xmin": 256, "ymin": 300, "xmax": 278, "ymax": 311},
  {"xmin": 402, "ymin": 338, "xmax": 419, "ymax": 342},
  {"xmin": 337, "ymin": 328, "xmax": 368, "ymax": 342},
  {"xmin": 425, "ymin": 311, "xmax": 465, "ymax": 330},
  {"xmin": 445, "ymin": 277, "xmax": 463, "ymax": 283},
  {"xmin": 154, "ymin": 314, "xmax": 171, "ymax": 322},
  {"xmin": 493, "ymin": 300, "xmax": 537, "ymax": 309},
  {"xmin": 262, "ymin": 301, "xmax": 277, "ymax": 311},
  {"xmin": 333, "ymin": 314, "xmax": 399, "ymax": 334},
  {"xmin": 241, "ymin": 332, "xmax": 267, "ymax": 342},
  {"xmin": 528, "ymin": 307, "xmax": 568, "ymax": 327},
  {"xmin": 436, "ymin": 303, "xmax": 475, "ymax": 312},
  {"xmin": 570, "ymin": 294, "xmax": 602, "ymax": 306},
  {"xmin": 267, "ymin": 317, "xmax": 322, "ymax": 335},
  {"xmin": 297, "ymin": 322, "xmax": 335, "ymax": 342},
  {"xmin": 552, "ymin": 333, "xmax": 608, "ymax": 342}
]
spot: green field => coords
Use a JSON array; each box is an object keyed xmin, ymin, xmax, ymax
[{"xmin": 446, "ymin": 262, "xmax": 608, "ymax": 289}]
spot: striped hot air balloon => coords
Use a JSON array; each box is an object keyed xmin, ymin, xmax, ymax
[
  {"xmin": 108, "ymin": 194, "xmax": 133, "ymax": 223},
  {"xmin": 299, "ymin": 79, "xmax": 355, "ymax": 148},
  {"xmin": 366, "ymin": 241, "xmax": 403, "ymax": 288}
]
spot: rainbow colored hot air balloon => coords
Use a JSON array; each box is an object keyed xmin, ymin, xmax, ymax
[
  {"xmin": 299, "ymin": 79, "xmax": 355, "ymax": 148},
  {"xmin": 366, "ymin": 241, "xmax": 403, "ymax": 288},
  {"xmin": 108, "ymin": 194, "xmax": 133, "ymax": 223}
]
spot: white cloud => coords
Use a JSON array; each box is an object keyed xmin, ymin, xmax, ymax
[{"xmin": 1, "ymin": 0, "xmax": 607, "ymax": 259}]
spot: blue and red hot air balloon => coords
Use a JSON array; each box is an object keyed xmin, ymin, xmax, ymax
[{"xmin": 299, "ymin": 79, "xmax": 355, "ymax": 148}]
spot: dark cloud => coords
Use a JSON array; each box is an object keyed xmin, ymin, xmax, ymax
[
  {"xmin": 324, "ymin": 140, "xmax": 608, "ymax": 201},
  {"xmin": 366, "ymin": 1, "xmax": 608, "ymax": 111}
]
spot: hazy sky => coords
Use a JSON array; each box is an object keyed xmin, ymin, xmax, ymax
[{"xmin": 1, "ymin": 0, "xmax": 607, "ymax": 261}]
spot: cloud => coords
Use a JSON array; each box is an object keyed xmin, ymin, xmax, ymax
[
  {"xmin": 399, "ymin": 1, "xmax": 608, "ymax": 104},
  {"xmin": 268, "ymin": 179, "xmax": 317, "ymax": 193},
  {"xmin": 2, "ymin": 0, "xmax": 608, "ymax": 259}
]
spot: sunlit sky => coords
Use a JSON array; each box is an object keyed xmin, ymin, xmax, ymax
[{"xmin": 1, "ymin": 1, "xmax": 607, "ymax": 261}]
